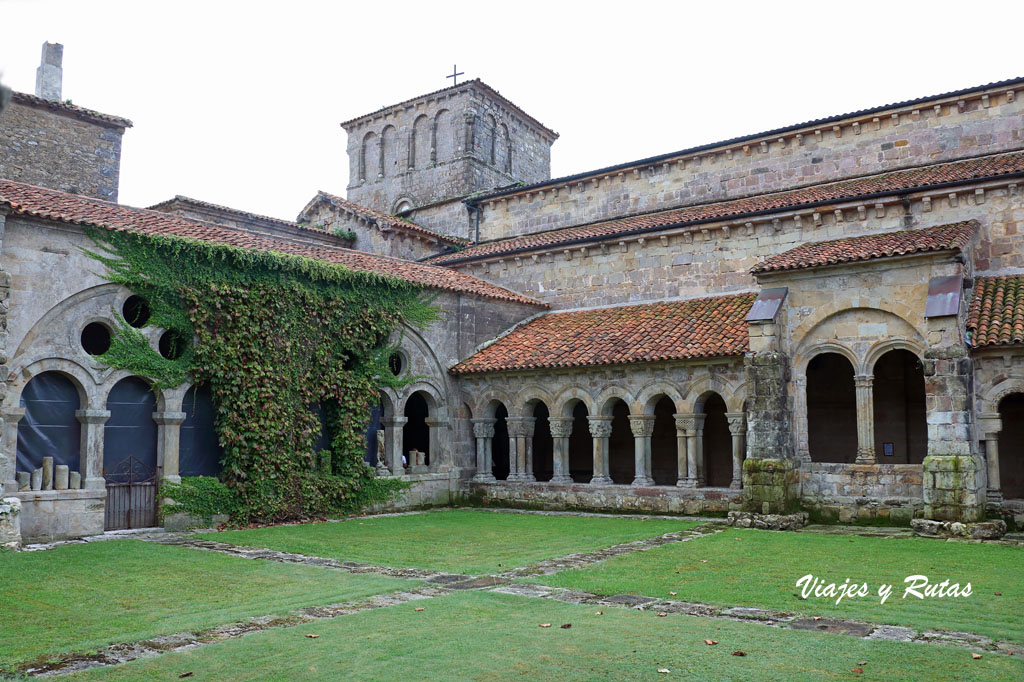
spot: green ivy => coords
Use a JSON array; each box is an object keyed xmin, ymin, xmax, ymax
[
  {"xmin": 84, "ymin": 228, "xmax": 428, "ymax": 523},
  {"xmin": 160, "ymin": 476, "xmax": 239, "ymax": 525}
]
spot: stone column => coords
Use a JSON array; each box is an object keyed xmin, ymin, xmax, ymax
[
  {"xmin": 471, "ymin": 418, "xmax": 497, "ymax": 482},
  {"xmin": 674, "ymin": 413, "xmax": 704, "ymax": 487},
  {"xmin": 425, "ymin": 418, "xmax": 449, "ymax": 472},
  {"xmin": 673, "ymin": 413, "xmax": 688, "ymax": 487},
  {"xmin": 587, "ymin": 416, "xmax": 613, "ymax": 485},
  {"xmin": 693, "ymin": 415, "xmax": 706, "ymax": 486},
  {"xmin": 547, "ymin": 417, "xmax": 574, "ymax": 484},
  {"xmin": 1, "ymin": 407, "xmax": 24, "ymax": 494},
  {"xmin": 384, "ymin": 417, "xmax": 407, "ymax": 476},
  {"xmin": 520, "ymin": 417, "xmax": 536, "ymax": 483},
  {"xmin": 726, "ymin": 413, "xmax": 746, "ymax": 490},
  {"xmin": 76, "ymin": 409, "xmax": 110, "ymax": 490},
  {"xmin": 153, "ymin": 411, "xmax": 186, "ymax": 485},
  {"xmin": 792, "ymin": 376, "xmax": 811, "ymax": 462},
  {"xmin": 854, "ymin": 375, "xmax": 876, "ymax": 464},
  {"xmin": 978, "ymin": 413, "xmax": 1002, "ymax": 505},
  {"xmin": 629, "ymin": 415, "xmax": 655, "ymax": 487},
  {"xmin": 505, "ymin": 417, "xmax": 525, "ymax": 481}
]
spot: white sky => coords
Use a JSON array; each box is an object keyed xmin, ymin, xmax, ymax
[{"xmin": 1, "ymin": 0, "xmax": 1021, "ymax": 221}]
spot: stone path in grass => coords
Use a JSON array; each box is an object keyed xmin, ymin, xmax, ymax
[{"xmin": 9, "ymin": 515, "xmax": 1021, "ymax": 678}]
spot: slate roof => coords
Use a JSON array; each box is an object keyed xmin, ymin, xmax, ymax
[
  {"xmin": 450, "ymin": 293, "xmax": 756, "ymax": 375},
  {"xmin": 302, "ymin": 191, "xmax": 467, "ymax": 245},
  {"xmin": 429, "ymin": 151, "xmax": 1023, "ymax": 265},
  {"xmin": 0, "ymin": 179, "xmax": 543, "ymax": 307},
  {"xmin": 968, "ymin": 275, "xmax": 1024, "ymax": 348},
  {"xmin": 751, "ymin": 221, "xmax": 979, "ymax": 274},
  {"xmin": 11, "ymin": 91, "xmax": 132, "ymax": 128}
]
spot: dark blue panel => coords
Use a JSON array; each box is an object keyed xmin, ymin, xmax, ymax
[
  {"xmin": 17, "ymin": 372, "xmax": 81, "ymax": 472},
  {"xmin": 364, "ymin": 404, "xmax": 383, "ymax": 465},
  {"xmin": 104, "ymin": 377, "xmax": 157, "ymax": 477},
  {"xmin": 180, "ymin": 384, "xmax": 223, "ymax": 478},
  {"xmin": 312, "ymin": 403, "xmax": 330, "ymax": 454}
]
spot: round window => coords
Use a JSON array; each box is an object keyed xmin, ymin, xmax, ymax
[
  {"xmin": 81, "ymin": 322, "xmax": 112, "ymax": 355},
  {"xmin": 388, "ymin": 352, "xmax": 404, "ymax": 376},
  {"xmin": 122, "ymin": 295, "xmax": 151, "ymax": 328},
  {"xmin": 158, "ymin": 330, "xmax": 189, "ymax": 360}
]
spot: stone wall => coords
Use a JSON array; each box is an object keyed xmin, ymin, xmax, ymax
[
  {"xmin": 448, "ymin": 181, "xmax": 1023, "ymax": 311},
  {"xmin": 799, "ymin": 463, "xmax": 923, "ymax": 524},
  {"xmin": 470, "ymin": 86, "xmax": 1024, "ymax": 240},
  {"xmin": 0, "ymin": 98, "xmax": 127, "ymax": 202},
  {"xmin": 344, "ymin": 81, "xmax": 555, "ymax": 214},
  {"xmin": 299, "ymin": 199, "xmax": 438, "ymax": 260},
  {"xmin": 15, "ymin": 488, "xmax": 105, "ymax": 542},
  {"xmin": 467, "ymin": 480, "xmax": 741, "ymax": 515}
]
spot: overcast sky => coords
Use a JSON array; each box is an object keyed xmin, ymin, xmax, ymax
[{"xmin": 2, "ymin": 0, "xmax": 1021, "ymax": 221}]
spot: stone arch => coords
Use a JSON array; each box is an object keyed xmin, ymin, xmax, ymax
[
  {"xmin": 871, "ymin": 347, "xmax": 927, "ymax": 464},
  {"xmin": 379, "ymin": 388, "xmax": 400, "ymax": 419},
  {"xmin": 681, "ymin": 374, "xmax": 732, "ymax": 414},
  {"xmin": 982, "ymin": 379, "xmax": 1024, "ymax": 414},
  {"xmin": 402, "ymin": 389, "xmax": 433, "ymax": 467},
  {"xmin": 698, "ymin": 391, "xmax": 731, "ymax": 487},
  {"xmin": 360, "ymin": 131, "xmax": 379, "ymax": 181},
  {"xmin": 633, "ymin": 380, "xmax": 684, "ymax": 415},
  {"xmin": 412, "ymin": 114, "xmax": 431, "ymax": 168},
  {"xmin": 792, "ymin": 299, "xmax": 923, "ymax": 353},
  {"xmin": 392, "ymin": 196, "xmax": 415, "ymax": 214},
  {"xmin": 795, "ymin": 341, "xmax": 859, "ymax": 377},
  {"xmin": 512, "ymin": 384, "xmax": 556, "ymax": 417},
  {"xmin": 806, "ymin": 351, "xmax": 858, "ymax": 463},
  {"xmin": 864, "ymin": 338, "xmax": 926, "ymax": 377},
  {"xmin": 380, "ymin": 125, "xmax": 398, "ymax": 177},
  {"xmin": 432, "ymin": 109, "xmax": 453, "ymax": 163},
  {"xmin": 398, "ymin": 380, "xmax": 444, "ymax": 414},
  {"xmin": 553, "ymin": 386, "xmax": 595, "ymax": 418},
  {"xmin": 15, "ymin": 369, "xmax": 84, "ymax": 481},
  {"xmin": 997, "ymin": 391, "xmax": 1024, "ymax": 499},
  {"xmin": 594, "ymin": 386, "xmax": 635, "ymax": 417},
  {"xmin": 468, "ymin": 388, "xmax": 514, "ymax": 419},
  {"xmin": 11, "ymin": 357, "xmax": 94, "ymax": 409},
  {"xmin": 726, "ymin": 380, "xmax": 750, "ymax": 413}
]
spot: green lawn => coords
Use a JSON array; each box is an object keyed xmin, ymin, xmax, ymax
[
  {"xmin": 0, "ymin": 540, "xmax": 410, "ymax": 669},
  {"xmin": 68, "ymin": 591, "xmax": 1023, "ymax": 682},
  {"xmin": 535, "ymin": 528, "xmax": 1024, "ymax": 644},
  {"xmin": 212, "ymin": 509, "xmax": 699, "ymax": 574}
]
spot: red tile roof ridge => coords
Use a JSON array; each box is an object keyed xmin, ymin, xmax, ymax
[
  {"xmin": 148, "ymin": 195, "xmax": 306, "ymax": 230},
  {"xmin": 967, "ymin": 274, "xmax": 1024, "ymax": 348},
  {"xmin": 10, "ymin": 91, "xmax": 132, "ymax": 128},
  {"xmin": 451, "ymin": 292, "xmax": 756, "ymax": 375},
  {"xmin": 305, "ymin": 191, "xmax": 467, "ymax": 245},
  {"xmin": 0, "ymin": 178, "xmax": 543, "ymax": 307},
  {"xmin": 428, "ymin": 149, "xmax": 1024, "ymax": 265},
  {"xmin": 752, "ymin": 220, "xmax": 979, "ymax": 274}
]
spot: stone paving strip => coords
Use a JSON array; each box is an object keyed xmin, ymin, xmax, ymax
[
  {"xmin": 9, "ymin": 586, "xmax": 451, "ymax": 679},
  {"xmin": 490, "ymin": 582, "xmax": 1024, "ymax": 657}
]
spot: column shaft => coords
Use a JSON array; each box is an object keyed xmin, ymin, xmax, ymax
[{"xmin": 854, "ymin": 375, "xmax": 876, "ymax": 464}]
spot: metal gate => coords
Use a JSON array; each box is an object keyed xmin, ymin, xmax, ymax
[{"xmin": 104, "ymin": 455, "xmax": 156, "ymax": 530}]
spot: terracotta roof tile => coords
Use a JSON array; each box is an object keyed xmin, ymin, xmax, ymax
[
  {"xmin": 967, "ymin": 275, "xmax": 1024, "ymax": 348},
  {"xmin": 451, "ymin": 293, "xmax": 756, "ymax": 375},
  {"xmin": 751, "ymin": 221, "xmax": 978, "ymax": 274},
  {"xmin": 429, "ymin": 152, "xmax": 1023, "ymax": 265},
  {"xmin": 0, "ymin": 179, "xmax": 543, "ymax": 307},
  {"xmin": 11, "ymin": 91, "xmax": 132, "ymax": 128},
  {"xmin": 305, "ymin": 191, "xmax": 467, "ymax": 245}
]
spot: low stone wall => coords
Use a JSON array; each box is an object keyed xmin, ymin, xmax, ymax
[
  {"xmin": 799, "ymin": 462, "xmax": 923, "ymax": 524},
  {"xmin": 15, "ymin": 488, "xmax": 105, "ymax": 542},
  {"xmin": 367, "ymin": 472, "xmax": 458, "ymax": 513},
  {"xmin": 995, "ymin": 498, "xmax": 1024, "ymax": 529},
  {"xmin": 467, "ymin": 481, "xmax": 742, "ymax": 515}
]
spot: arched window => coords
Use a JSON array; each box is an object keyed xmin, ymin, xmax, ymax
[
  {"xmin": 531, "ymin": 401, "xmax": 553, "ymax": 481},
  {"xmin": 180, "ymin": 384, "xmax": 222, "ymax": 477},
  {"xmin": 361, "ymin": 131, "xmax": 379, "ymax": 181},
  {"xmin": 700, "ymin": 393, "xmax": 732, "ymax": 487},
  {"xmin": 607, "ymin": 399, "xmax": 633, "ymax": 484},
  {"xmin": 806, "ymin": 353, "xmax": 857, "ymax": 463},
  {"xmin": 998, "ymin": 394, "xmax": 1024, "ymax": 499},
  {"xmin": 104, "ymin": 377, "xmax": 158, "ymax": 530},
  {"xmin": 568, "ymin": 401, "xmax": 591, "ymax": 482},
  {"xmin": 380, "ymin": 126, "xmax": 397, "ymax": 177},
  {"xmin": 412, "ymin": 115, "xmax": 431, "ymax": 168},
  {"xmin": 492, "ymin": 403, "xmax": 510, "ymax": 481},
  {"xmin": 651, "ymin": 396, "xmax": 677, "ymax": 486},
  {"xmin": 16, "ymin": 372, "xmax": 82, "ymax": 482},
  {"xmin": 403, "ymin": 392, "xmax": 430, "ymax": 466},
  {"xmin": 432, "ymin": 110, "xmax": 452, "ymax": 163},
  {"xmin": 872, "ymin": 349, "xmax": 927, "ymax": 464}
]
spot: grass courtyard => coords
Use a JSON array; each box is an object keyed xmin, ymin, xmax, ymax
[{"xmin": 1, "ymin": 509, "xmax": 1020, "ymax": 681}]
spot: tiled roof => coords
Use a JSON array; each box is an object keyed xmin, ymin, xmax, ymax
[
  {"xmin": 0, "ymin": 179, "xmax": 543, "ymax": 307},
  {"xmin": 469, "ymin": 76, "xmax": 1024, "ymax": 203},
  {"xmin": 302, "ymin": 191, "xmax": 467, "ymax": 245},
  {"xmin": 967, "ymin": 275, "xmax": 1024, "ymax": 348},
  {"xmin": 429, "ymin": 151, "xmax": 1024, "ymax": 265},
  {"xmin": 450, "ymin": 293, "xmax": 756, "ymax": 375},
  {"xmin": 149, "ymin": 195, "xmax": 303, "ymax": 229},
  {"xmin": 751, "ymin": 221, "xmax": 979, "ymax": 274},
  {"xmin": 11, "ymin": 91, "xmax": 132, "ymax": 128}
]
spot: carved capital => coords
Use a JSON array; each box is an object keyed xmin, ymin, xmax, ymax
[
  {"xmin": 587, "ymin": 416, "xmax": 613, "ymax": 438},
  {"xmin": 673, "ymin": 412, "xmax": 705, "ymax": 433},
  {"xmin": 547, "ymin": 417, "xmax": 574, "ymax": 438},
  {"xmin": 471, "ymin": 418, "xmax": 496, "ymax": 439},
  {"xmin": 383, "ymin": 416, "xmax": 408, "ymax": 428},
  {"xmin": 506, "ymin": 417, "xmax": 535, "ymax": 438},
  {"xmin": 726, "ymin": 412, "xmax": 746, "ymax": 436},
  {"xmin": 628, "ymin": 415, "xmax": 656, "ymax": 437},
  {"xmin": 152, "ymin": 411, "xmax": 186, "ymax": 426},
  {"xmin": 75, "ymin": 409, "xmax": 110, "ymax": 425},
  {"xmin": 854, "ymin": 375, "xmax": 874, "ymax": 390}
]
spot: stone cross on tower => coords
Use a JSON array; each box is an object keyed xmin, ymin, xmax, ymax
[{"xmin": 446, "ymin": 65, "xmax": 464, "ymax": 87}]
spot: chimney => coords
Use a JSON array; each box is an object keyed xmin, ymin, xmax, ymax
[{"xmin": 35, "ymin": 42, "xmax": 63, "ymax": 101}]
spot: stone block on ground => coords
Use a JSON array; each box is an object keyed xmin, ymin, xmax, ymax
[
  {"xmin": 0, "ymin": 497, "xmax": 22, "ymax": 550},
  {"xmin": 727, "ymin": 510, "xmax": 808, "ymax": 530},
  {"xmin": 910, "ymin": 518, "xmax": 1006, "ymax": 539}
]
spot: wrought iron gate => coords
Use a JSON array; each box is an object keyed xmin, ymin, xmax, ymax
[{"xmin": 104, "ymin": 455, "xmax": 156, "ymax": 530}]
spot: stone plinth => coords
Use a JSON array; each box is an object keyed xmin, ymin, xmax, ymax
[
  {"xmin": 742, "ymin": 457, "xmax": 800, "ymax": 514},
  {"xmin": 0, "ymin": 497, "xmax": 22, "ymax": 549},
  {"xmin": 922, "ymin": 454, "xmax": 986, "ymax": 522}
]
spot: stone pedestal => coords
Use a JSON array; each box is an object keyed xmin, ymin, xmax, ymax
[
  {"xmin": 0, "ymin": 497, "xmax": 21, "ymax": 550},
  {"xmin": 742, "ymin": 457, "xmax": 800, "ymax": 514},
  {"xmin": 922, "ymin": 454, "xmax": 986, "ymax": 522}
]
